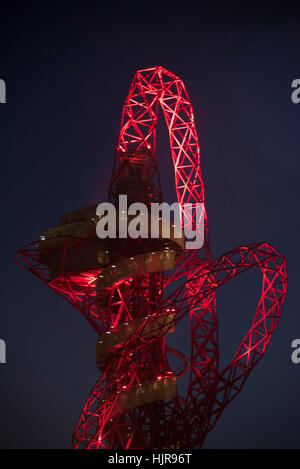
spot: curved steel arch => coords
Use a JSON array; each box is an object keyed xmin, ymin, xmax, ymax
[{"xmin": 16, "ymin": 66, "xmax": 287, "ymax": 449}]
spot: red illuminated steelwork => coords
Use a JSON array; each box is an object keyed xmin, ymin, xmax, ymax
[{"xmin": 15, "ymin": 66, "xmax": 287, "ymax": 449}]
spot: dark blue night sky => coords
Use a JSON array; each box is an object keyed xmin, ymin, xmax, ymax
[{"xmin": 1, "ymin": 1, "xmax": 300, "ymax": 448}]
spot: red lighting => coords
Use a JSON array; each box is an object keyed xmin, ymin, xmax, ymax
[{"xmin": 15, "ymin": 66, "xmax": 287, "ymax": 449}]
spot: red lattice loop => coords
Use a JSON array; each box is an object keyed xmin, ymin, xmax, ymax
[{"xmin": 15, "ymin": 67, "xmax": 287, "ymax": 449}]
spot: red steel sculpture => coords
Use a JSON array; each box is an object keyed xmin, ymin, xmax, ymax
[{"xmin": 16, "ymin": 66, "xmax": 287, "ymax": 449}]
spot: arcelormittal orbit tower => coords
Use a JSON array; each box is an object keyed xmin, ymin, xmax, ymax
[{"xmin": 16, "ymin": 66, "xmax": 287, "ymax": 449}]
